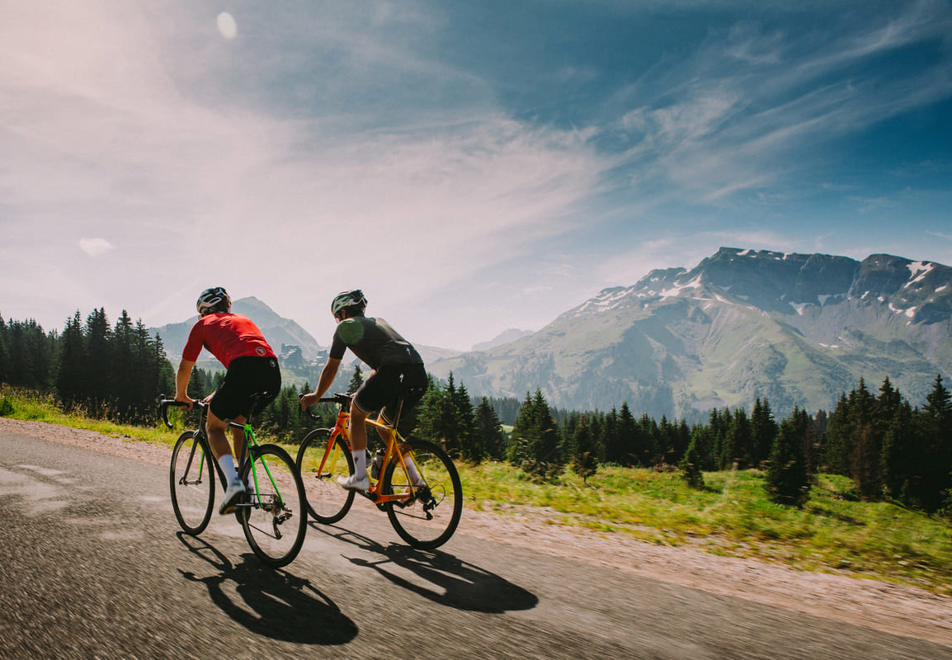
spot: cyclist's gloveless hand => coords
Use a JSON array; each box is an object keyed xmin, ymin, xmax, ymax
[
  {"xmin": 300, "ymin": 392, "xmax": 319, "ymax": 409},
  {"xmin": 175, "ymin": 395, "xmax": 195, "ymax": 410}
]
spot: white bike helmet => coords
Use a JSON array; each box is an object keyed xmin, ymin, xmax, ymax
[
  {"xmin": 196, "ymin": 286, "xmax": 231, "ymax": 316},
  {"xmin": 331, "ymin": 289, "xmax": 367, "ymax": 320}
]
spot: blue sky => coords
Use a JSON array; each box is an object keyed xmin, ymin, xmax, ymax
[{"xmin": 2, "ymin": 1, "xmax": 951, "ymax": 351}]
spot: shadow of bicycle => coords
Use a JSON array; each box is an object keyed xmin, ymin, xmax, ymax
[
  {"xmin": 310, "ymin": 522, "xmax": 539, "ymax": 614},
  {"xmin": 176, "ymin": 532, "xmax": 357, "ymax": 645}
]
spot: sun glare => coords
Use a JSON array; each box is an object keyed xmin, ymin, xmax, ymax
[{"xmin": 216, "ymin": 12, "xmax": 237, "ymax": 40}]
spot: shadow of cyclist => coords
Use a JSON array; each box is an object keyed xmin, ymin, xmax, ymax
[
  {"xmin": 176, "ymin": 532, "xmax": 357, "ymax": 645},
  {"xmin": 310, "ymin": 523, "xmax": 538, "ymax": 614}
]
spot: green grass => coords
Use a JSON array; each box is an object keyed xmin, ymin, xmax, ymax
[
  {"xmin": 3, "ymin": 388, "xmax": 950, "ymax": 594},
  {"xmin": 0, "ymin": 387, "xmax": 300, "ymax": 457},
  {"xmin": 458, "ymin": 462, "xmax": 952, "ymax": 594}
]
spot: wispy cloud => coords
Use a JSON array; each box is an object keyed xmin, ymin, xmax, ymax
[
  {"xmin": 1, "ymin": 2, "xmax": 949, "ymax": 346},
  {"xmin": 78, "ymin": 238, "xmax": 115, "ymax": 258},
  {"xmin": 606, "ymin": 1, "xmax": 952, "ymax": 208}
]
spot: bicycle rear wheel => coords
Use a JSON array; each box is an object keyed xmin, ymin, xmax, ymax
[
  {"xmin": 295, "ymin": 428, "xmax": 355, "ymax": 523},
  {"xmin": 382, "ymin": 439, "xmax": 462, "ymax": 550},
  {"xmin": 170, "ymin": 431, "xmax": 215, "ymax": 535},
  {"xmin": 239, "ymin": 444, "xmax": 307, "ymax": 567}
]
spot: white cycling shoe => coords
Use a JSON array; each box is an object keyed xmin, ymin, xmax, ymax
[
  {"xmin": 337, "ymin": 473, "xmax": 370, "ymax": 492},
  {"xmin": 219, "ymin": 479, "xmax": 247, "ymax": 515}
]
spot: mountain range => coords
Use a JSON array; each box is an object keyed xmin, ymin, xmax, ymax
[
  {"xmin": 427, "ymin": 248, "xmax": 952, "ymax": 420},
  {"xmin": 150, "ymin": 248, "xmax": 952, "ymax": 420}
]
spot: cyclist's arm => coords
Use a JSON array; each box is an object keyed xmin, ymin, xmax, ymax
[
  {"xmin": 175, "ymin": 358, "xmax": 196, "ymax": 409},
  {"xmin": 300, "ymin": 357, "xmax": 341, "ymax": 408}
]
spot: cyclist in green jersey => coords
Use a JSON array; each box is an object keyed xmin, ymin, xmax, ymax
[{"xmin": 300, "ymin": 290, "xmax": 427, "ymax": 492}]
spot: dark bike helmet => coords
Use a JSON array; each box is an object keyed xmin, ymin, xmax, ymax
[
  {"xmin": 196, "ymin": 286, "xmax": 231, "ymax": 316},
  {"xmin": 331, "ymin": 289, "xmax": 367, "ymax": 320}
]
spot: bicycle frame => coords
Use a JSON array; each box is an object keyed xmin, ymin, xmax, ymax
[
  {"xmin": 320, "ymin": 407, "xmax": 422, "ymax": 505},
  {"xmin": 170, "ymin": 401, "xmax": 285, "ymax": 508}
]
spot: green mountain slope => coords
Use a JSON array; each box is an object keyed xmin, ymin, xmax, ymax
[{"xmin": 429, "ymin": 248, "xmax": 952, "ymax": 419}]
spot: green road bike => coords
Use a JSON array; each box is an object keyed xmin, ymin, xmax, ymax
[{"xmin": 160, "ymin": 396, "xmax": 307, "ymax": 567}]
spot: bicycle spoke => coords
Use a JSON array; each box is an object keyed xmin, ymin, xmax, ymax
[
  {"xmin": 296, "ymin": 429, "xmax": 355, "ymax": 523},
  {"xmin": 383, "ymin": 439, "xmax": 462, "ymax": 549},
  {"xmin": 241, "ymin": 445, "xmax": 307, "ymax": 567}
]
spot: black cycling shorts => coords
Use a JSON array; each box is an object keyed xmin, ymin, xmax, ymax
[
  {"xmin": 354, "ymin": 363, "xmax": 427, "ymax": 435},
  {"xmin": 210, "ymin": 356, "xmax": 281, "ymax": 421}
]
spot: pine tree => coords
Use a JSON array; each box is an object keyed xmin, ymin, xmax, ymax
[
  {"xmin": 750, "ymin": 398, "xmax": 778, "ymax": 468},
  {"xmin": 881, "ymin": 401, "xmax": 915, "ymax": 502},
  {"xmin": 452, "ymin": 381, "xmax": 479, "ymax": 461},
  {"xmin": 347, "ymin": 365, "xmax": 364, "ymax": 394},
  {"xmin": 721, "ymin": 408, "xmax": 751, "ymax": 470},
  {"xmin": 415, "ymin": 374, "xmax": 471, "ymax": 456},
  {"xmin": 686, "ymin": 424, "xmax": 717, "ymax": 471},
  {"xmin": 474, "ymin": 397, "xmax": 506, "ymax": 460},
  {"xmin": 679, "ymin": 432, "xmax": 705, "ymax": 489},
  {"xmin": 616, "ymin": 403, "xmax": 639, "ymax": 466},
  {"xmin": 5, "ymin": 320, "xmax": 54, "ymax": 390},
  {"xmin": 84, "ymin": 308, "xmax": 111, "ymax": 412},
  {"xmin": 507, "ymin": 390, "xmax": 561, "ymax": 481},
  {"xmin": 111, "ymin": 310, "xmax": 136, "ymax": 420},
  {"xmin": 56, "ymin": 312, "xmax": 86, "ymax": 408},
  {"xmin": 851, "ymin": 422, "xmax": 881, "ymax": 500},
  {"xmin": 0, "ymin": 314, "xmax": 8, "ymax": 384},
  {"xmin": 601, "ymin": 408, "xmax": 621, "ymax": 464},
  {"xmin": 765, "ymin": 410, "xmax": 811, "ymax": 507},
  {"xmin": 822, "ymin": 392, "xmax": 852, "ymax": 475},
  {"xmin": 570, "ymin": 416, "xmax": 598, "ymax": 483},
  {"xmin": 917, "ymin": 375, "xmax": 952, "ymax": 511}
]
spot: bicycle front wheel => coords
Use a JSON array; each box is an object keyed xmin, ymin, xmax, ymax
[
  {"xmin": 382, "ymin": 439, "xmax": 462, "ymax": 550},
  {"xmin": 239, "ymin": 444, "xmax": 307, "ymax": 567},
  {"xmin": 170, "ymin": 431, "xmax": 215, "ymax": 535},
  {"xmin": 295, "ymin": 428, "xmax": 355, "ymax": 524}
]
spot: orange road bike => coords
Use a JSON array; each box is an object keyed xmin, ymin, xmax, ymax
[
  {"xmin": 297, "ymin": 393, "xmax": 462, "ymax": 550},
  {"xmin": 160, "ymin": 396, "xmax": 307, "ymax": 567}
]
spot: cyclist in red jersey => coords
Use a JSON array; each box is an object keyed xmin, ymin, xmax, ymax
[{"xmin": 174, "ymin": 287, "xmax": 281, "ymax": 514}]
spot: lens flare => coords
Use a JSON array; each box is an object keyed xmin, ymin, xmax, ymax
[{"xmin": 217, "ymin": 12, "xmax": 237, "ymax": 40}]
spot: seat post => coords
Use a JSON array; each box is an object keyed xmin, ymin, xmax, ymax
[{"xmin": 391, "ymin": 397, "xmax": 405, "ymax": 431}]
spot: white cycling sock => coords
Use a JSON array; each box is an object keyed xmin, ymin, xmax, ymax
[
  {"xmin": 218, "ymin": 454, "xmax": 240, "ymax": 484},
  {"xmin": 352, "ymin": 449, "xmax": 367, "ymax": 479}
]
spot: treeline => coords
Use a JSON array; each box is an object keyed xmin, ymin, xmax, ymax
[
  {"xmin": 2, "ymin": 311, "xmax": 950, "ymax": 513},
  {"xmin": 419, "ymin": 374, "xmax": 950, "ymax": 515},
  {"xmin": 0, "ymin": 310, "xmax": 174, "ymax": 424}
]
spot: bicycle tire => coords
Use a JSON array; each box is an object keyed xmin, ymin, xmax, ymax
[
  {"xmin": 169, "ymin": 431, "xmax": 215, "ymax": 535},
  {"xmin": 295, "ymin": 428, "xmax": 356, "ymax": 524},
  {"xmin": 382, "ymin": 439, "xmax": 462, "ymax": 550},
  {"xmin": 239, "ymin": 444, "xmax": 308, "ymax": 567}
]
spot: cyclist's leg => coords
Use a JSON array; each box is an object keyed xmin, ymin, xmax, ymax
[
  {"xmin": 229, "ymin": 415, "xmax": 250, "ymax": 484},
  {"xmin": 205, "ymin": 409, "xmax": 238, "ymax": 475},
  {"xmin": 206, "ymin": 408, "xmax": 247, "ymax": 514},
  {"xmin": 208, "ymin": 368, "xmax": 252, "ymax": 513},
  {"xmin": 337, "ymin": 371, "xmax": 389, "ymax": 490},
  {"xmin": 352, "ymin": 367, "xmax": 400, "ymax": 451},
  {"xmin": 338, "ymin": 398, "xmax": 370, "ymax": 490}
]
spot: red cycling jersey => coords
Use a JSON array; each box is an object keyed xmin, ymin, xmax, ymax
[{"xmin": 182, "ymin": 313, "xmax": 276, "ymax": 368}]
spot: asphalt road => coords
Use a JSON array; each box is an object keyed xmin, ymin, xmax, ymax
[{"xmin": 0, "ymin": 428, "xmax": 949, "ymax": 659}]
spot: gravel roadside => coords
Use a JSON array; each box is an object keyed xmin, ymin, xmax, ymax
[{"xmin": 2, "ymin": 416, "xmax": 950, "ymax": 648}]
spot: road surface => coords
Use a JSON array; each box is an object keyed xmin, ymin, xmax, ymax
[{"xmin": 0, "ymin": 428, "xmax": 949, "ymax": 659}]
